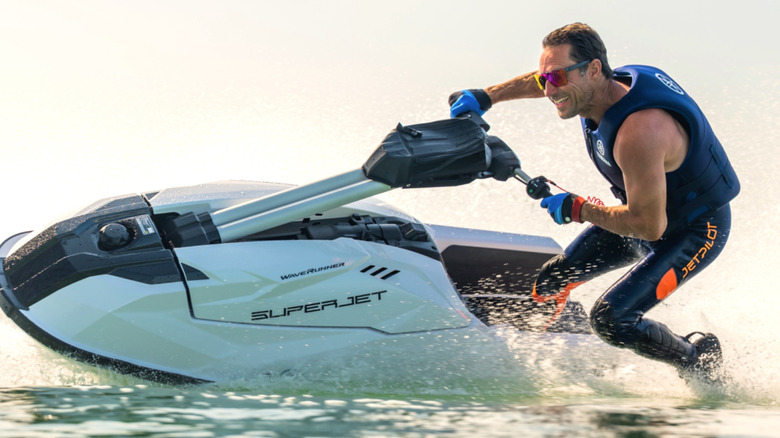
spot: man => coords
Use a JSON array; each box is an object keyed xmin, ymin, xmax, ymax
[{"xmin": 449, "ymin": 22, "xmax": 739, "ymax": 382}]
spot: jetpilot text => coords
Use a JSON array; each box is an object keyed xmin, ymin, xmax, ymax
[{"xmin": 682, "ymin": 223, "xmax": 717, "ymax": 279}]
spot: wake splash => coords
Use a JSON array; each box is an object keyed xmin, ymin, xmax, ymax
[
  {"xmin": 4, "ymin": 302, "xmax": 778, "ymax": 406},
  {"xmin": 498, "ymin": 321, "xmax": 780, "ymax": 405}
]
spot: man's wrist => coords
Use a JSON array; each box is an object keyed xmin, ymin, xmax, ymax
[
  {"xmin": 470, "ymin": 89, "xmax": 492, "ymax": 111},
  {"xmin": 571, "ymin": 196, "xmax": 586, "ymax": 223}
]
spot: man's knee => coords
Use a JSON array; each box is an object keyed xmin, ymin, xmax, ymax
[{"xmin": 589, "ymin": 299, "xmax": 634, "ymax": 346}]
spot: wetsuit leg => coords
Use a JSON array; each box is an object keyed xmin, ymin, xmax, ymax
[
  {"xmin": 589, "ymin": 206, "xmax": 732, "ymax": 368},
  {"xmin": 532, "ymin": 225, "xmax": 645, "ymax": 330},
  {"xmin": 534, "ymin": 224, "xmax": 645, "ymax": 296}
]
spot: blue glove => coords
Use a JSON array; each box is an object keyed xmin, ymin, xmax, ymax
[
  {"xmin": 541, "ymin": 193, "xmax": 585, "ymax": 225},
  {"xmin": 448, "ymin": 89, "xmax": 492, "ymax": 118}
]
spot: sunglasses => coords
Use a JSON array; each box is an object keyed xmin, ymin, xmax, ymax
[{"xmin": 534, "ymin": 60, "xmax": 591, "ymax": 90}]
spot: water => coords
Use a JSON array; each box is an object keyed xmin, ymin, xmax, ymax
[{"xmin": 2, "ymin": 0, "xmax": 780, "ymax": 436}]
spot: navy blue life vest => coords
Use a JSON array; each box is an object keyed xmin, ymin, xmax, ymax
[{"xmin": 581, "ymin": 65, "xmax": 739, "ymax": 237}]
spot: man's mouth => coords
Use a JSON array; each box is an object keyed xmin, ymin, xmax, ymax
[{"xmin": 551, "ymin": 96, "xmax": 569, "ymax": 107}]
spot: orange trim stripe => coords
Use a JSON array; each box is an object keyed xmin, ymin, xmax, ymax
[
  {"xmin": 656, "ymin": 268, "xmax": 678, "ymax": 300},
  {"xmin": 533, "ymin": 281, "xmax": 586, "ymax": 331}
]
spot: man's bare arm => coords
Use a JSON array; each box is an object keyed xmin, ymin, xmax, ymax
[
  {"xmin": 579, "ymin": 109, "xmax": 684, "ymax": 241},
  {"xmin": 485, "ymin": 71, "xmax": 545, "ymax": 104}
]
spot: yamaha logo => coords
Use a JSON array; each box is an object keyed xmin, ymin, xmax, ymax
[
  {"xmin": 594, "ymin": 139, "xmax": 612, "ymax": 167},
  {"xmin": 655, "ymin": 73, "xmax": 684, "ymax": 95},
  {"xmin": 596, "ymin": 139, "xmax": 605, "ymax": 156}
]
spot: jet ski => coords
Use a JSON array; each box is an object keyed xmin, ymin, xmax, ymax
[{"xmin": 0, "ymin": 113, "xmax": 589, "ymax": 384}]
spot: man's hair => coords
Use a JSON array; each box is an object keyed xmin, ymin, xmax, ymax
[{"xmin": 542, "ymin": 23, "xmax": 612, "ymax": 78}]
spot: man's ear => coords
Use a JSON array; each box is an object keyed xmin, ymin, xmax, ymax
[{"xmin": 588, "ymin": 59, "xmax": 602, "ymax": 80}]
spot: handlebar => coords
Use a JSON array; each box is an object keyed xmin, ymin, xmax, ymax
[{"xmin": 524, "ymin": 175, "xmax": 553, "ymax": 199}]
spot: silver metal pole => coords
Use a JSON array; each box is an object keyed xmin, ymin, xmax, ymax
[
  {"xmin": 217, "ymin": 179, "xmax": 391, "ymax": 242},
  {"xmin": 211, "ymin": 169, "xmax": 368, "ymax": 227},
  {"xmin": 513, "ymin": 168, "xmax": 533, "ymax": 184}
]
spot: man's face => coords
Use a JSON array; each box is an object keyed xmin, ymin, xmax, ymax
[{"xmin": 538, "ymin": 44, "xmax": 592, "ymax": 120}]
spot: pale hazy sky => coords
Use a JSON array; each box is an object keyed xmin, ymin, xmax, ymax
[{"xmin": 1, "ymin": 0, "xmax": 775, "ymax": 238}]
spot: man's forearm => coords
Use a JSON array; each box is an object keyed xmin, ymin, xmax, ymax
[
  {"xmin": 485, "ymin": 72, "xmax": 545, "ymax": 104},
  {"xmin": 580, "ymin": 203, "xmax": 667, "ymax": 242}
]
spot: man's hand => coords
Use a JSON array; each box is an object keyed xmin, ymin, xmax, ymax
[
  {"xmin": 448, "ymin": 89, "xmax": 492, "ymax": 117},
  {"xmin": 541, "ymin": 193, "xmax": 585, "ymax": 224}
]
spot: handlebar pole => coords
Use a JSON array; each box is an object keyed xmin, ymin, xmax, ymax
[{"xmin": 513, "ymin": 168, "xmax": 533, "ymax": 184}]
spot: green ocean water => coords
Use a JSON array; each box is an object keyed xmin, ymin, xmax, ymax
[
  {"xmin": 2, "ymin": 329, "xmax": 779, "ymax": 437},
  {"xmin": 3, "ymin": 385, "xmax": 776, "ymax": 437},
  {"xmin": 2, "ymin": 0, "xmax": 779, "ymax": 436}
]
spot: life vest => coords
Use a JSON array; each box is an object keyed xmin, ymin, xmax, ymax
[{"xmin": 581, "ymin": 65, "xmax": 740, "ymax": 237}]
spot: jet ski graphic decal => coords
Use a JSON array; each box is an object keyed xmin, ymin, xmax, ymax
[
  {"xmin": 250, "ymin": 290, "xmax": 389, "ymax": 320},
  {"xmin": 279, "ymin": 262, "xmax": 347, "ymax": 280}
]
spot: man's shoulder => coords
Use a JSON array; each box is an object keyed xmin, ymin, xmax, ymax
[{"xmin": 619, "ymin": 108, "xmax": 684, "ymax": 141}]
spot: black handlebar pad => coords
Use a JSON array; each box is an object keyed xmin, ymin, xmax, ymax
[{"xmin": 362, "ymin": 114, "xmax": 491, "ymax": 188}]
